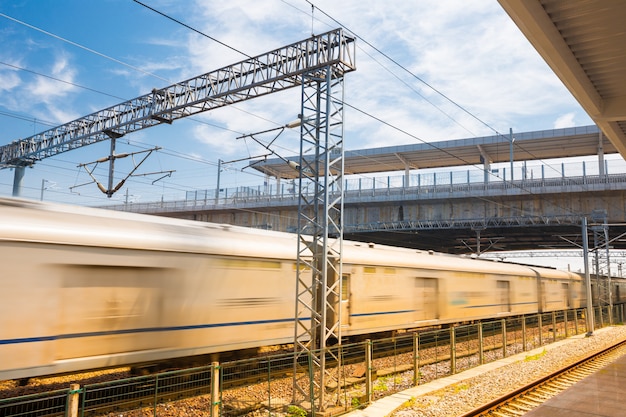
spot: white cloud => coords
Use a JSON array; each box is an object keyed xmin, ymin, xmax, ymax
[
  {"xmin": 0, "ymin": 69, "xmax": 21, "ymax": 92},
  {"xmin": 553, "ymin": 113, "xmax": 577, "ymax": 129},
  {"xmin": 30, "ymin": 56, "xmax": 77, "ymax": 101}
]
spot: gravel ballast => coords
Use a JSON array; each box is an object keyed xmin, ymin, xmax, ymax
[{"xmin": 349, "ymin": 325, "xmax": 626, "ymax": 417}]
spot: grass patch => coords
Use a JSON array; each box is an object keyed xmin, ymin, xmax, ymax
[
  {"xmin": 452, "ymin": 382, "xmax": 470, "ymax": 393},
  {"xmin": 524, "ymin": 349, "xmax": 547, "ymax": 361}
]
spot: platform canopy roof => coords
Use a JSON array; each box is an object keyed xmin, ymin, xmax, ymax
[
  {"xmin": 498, "ymin": 0, "xmax": 626, "ymax": 158},
  {"xmin": 250, "ymin": 125, "xmax": 614, "ymax": 179}
]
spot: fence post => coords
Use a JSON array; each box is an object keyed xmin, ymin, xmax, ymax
[
  {"xmin": 552, "ymin": 311, "xmax": 557, "ymax": 341},
  {"xmin": 478, "ymin": 323, "xmax": 484, "ymax": 365},
  {"xmin": 211, "ymin": 361, "xmax": 220, "ymax": 417},
  {"xmin": 501, "ymin": 319, "xmax": 507, "ymax": 358},
  {"xmin": 412, "ymin": 333, "xmax": 419, "ymax": 386},
  {"xmin": 67, "ymin": 384, "xmax": 80, "ymax": 417},
  {"xmin": 450, "ymin": 326, "xmax": 456, "ymax": 374},
  {"xmin": 538, "ymin": 314, "xmax": 543, "ymax": 346},
  {"xmin": 366, "ymin": 340, "xmax": 373, "ymax": 404},
  {"xmin": 154, "ymin": 374, "xmax": 159, "ymax": 415},
  {"xmin": 521, "ymin": 316, "xmax": 527, "ymax": 351},
  {"xmin": 564, "ymin": 310, "xmax": 569, "ymax": 338}
]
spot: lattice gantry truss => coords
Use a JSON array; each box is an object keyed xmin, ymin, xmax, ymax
[{"xmin": 0, "ymin": 28, "xmax": 355, "ymax": 168}]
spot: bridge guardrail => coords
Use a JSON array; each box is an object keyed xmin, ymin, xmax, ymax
[{"xmin": 103, "ymin": 173, "xmax": 626, "ymax": 214}]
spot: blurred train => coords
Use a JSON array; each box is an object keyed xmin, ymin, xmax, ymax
[{"xmin": 1, "ymin": 197, "xmax": 624, "ymax": 381}]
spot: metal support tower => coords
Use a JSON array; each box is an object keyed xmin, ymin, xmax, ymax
[
  {"xmin": 292, "ymin": 64, "xmax": 345, "ymax": 411},
  {"xmin": 1, "ymin": 28, "xmax": 355, "ymax": 412},
  {"xmin": 591, "ymin": 210, "xmax": 613, "ymax": 323}
]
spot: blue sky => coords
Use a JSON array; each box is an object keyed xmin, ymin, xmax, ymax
[{"xmin": 0, "ymin": 0, "xmax": 595, "ymax": 205}]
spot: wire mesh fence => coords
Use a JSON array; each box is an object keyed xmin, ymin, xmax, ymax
[{"xmin": 0, "ymin": 388, "xmax": 68, "ymax": 417}]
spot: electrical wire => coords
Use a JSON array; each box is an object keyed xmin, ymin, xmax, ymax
[
  {"xmin": 0, "ymin": 10, "xmax": 280, "ymax": 136},
  {"xmin": 0, "ymin": 3, "xmax": 617, "ymax": 228},
  {"xmin": 0, "ymin": 61, "xmax": 126, "ymax": 100},
  {"xmin": 291, "ymin": 0, "xmax": 619, "ymax": 220},
  {"xmin": 131, "ymin": 0, "xmax": 252, "ymax": 59}
]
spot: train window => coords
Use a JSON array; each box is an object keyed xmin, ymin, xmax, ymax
[
  {"xmin": 293, "ymin": 263, "xmax": 311, "ymax": 271},
  {"xmin": 496, "ymin": 280, "xmax": 510, "ymax": 312},
  {"xmin": 364, "ymin": 266, "xmax": 376, "ymax": 274},
  {"xmin": 216, "ymin": 258, "xmax": 281, "ymax": 269},
  {"xmin": 341, "ymin": 274, "xmax": 349, "ymax": 301}
]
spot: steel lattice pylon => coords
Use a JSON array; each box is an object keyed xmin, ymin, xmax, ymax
[{"xmin": 292, "ymin": 65, "xmax": 345, "ymax": 412}]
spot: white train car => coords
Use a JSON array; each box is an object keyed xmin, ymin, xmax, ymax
[
  {"xmin": 339, "ymin": 242, "xmax": 584, "ymax": 337},
  {"xmin": 0, "ymin": 198, "xmax": 586, "ymax": 381},
  {"xmin": 0, "ymin": 198, "xmax": 300, "ymax": 381}
]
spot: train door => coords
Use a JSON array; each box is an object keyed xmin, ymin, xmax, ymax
[
  {"xmin": 341, "ymin": 274, "xmax": 350, "ymax": 328},
  {"xmin": 414, "ymin": 277, "xmax": 438, "ymax": 320},
  {"xmin": 496, "ymin": 280, "xmax": 510, "ymax": 312},
  {"xmin": 562, "ymin": 283, "xmax": 572, "ymax": 308}
]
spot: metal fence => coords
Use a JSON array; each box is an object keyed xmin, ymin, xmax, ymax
[{"xmin": 1, "ymin": 305, "xmax": 623, "ymax": 417}]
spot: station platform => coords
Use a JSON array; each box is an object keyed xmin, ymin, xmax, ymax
[{"xmin": 523, "ymin": 351, "xmax": 626, "ymax": 417}]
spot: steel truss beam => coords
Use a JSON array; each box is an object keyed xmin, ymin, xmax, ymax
[
  {"xmin": 0, "ymin": 28, "xmax": 355, "ymax": 168},
  {"xmin": 346, "ymin": 214, "xmax": 585, "ymax": 232},
  {"xmin": 293, "ymin": 68, "xmax": 345, "ymax": 412}
]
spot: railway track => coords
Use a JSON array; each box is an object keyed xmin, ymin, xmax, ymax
[{"xmin": 459, "ymin": 339, "xmax": 626, "ymax": 417}]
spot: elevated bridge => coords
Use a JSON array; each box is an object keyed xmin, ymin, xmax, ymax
[{"xmin": 106, "ymin": 124, "xmax": 626, "ymax": 254}]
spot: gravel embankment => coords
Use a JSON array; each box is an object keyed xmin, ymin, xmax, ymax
[{"xmin": 391, "ymin": 325, "xmax": 626, "ymax": 417}]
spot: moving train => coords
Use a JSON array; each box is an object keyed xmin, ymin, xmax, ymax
[{"xmin": 0, "ymin": 197, "xmax": 623, "ymax": 381}]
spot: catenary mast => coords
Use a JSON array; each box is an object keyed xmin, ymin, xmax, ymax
[{"xmin": 0, "ymin": 28, "xmax": 356, "ymax": 413}]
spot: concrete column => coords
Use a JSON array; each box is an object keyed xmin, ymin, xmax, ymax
[
  {"xmin": 598, "ymin": 130, "xmax": 605, "ymax": 176},
  {"xmin": 12, "ymin": 165, "xmax": 25, "ymax": 197}
]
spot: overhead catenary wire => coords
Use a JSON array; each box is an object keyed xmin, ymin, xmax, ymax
[
  {"xmin": 296, "ymin": 1, "xmax": 584, "ymax": 173},
  {"xmin": 122, "ymin": 0, "xmax": 624, "ymax": 256},
  {"xmin": 0, "ymin": 3, "xmax": 616, "ymax": 225},
  {"xmin": 290, "ymin": 0, "xmax": 617, "ymax": 220},
  {"xmin": 131, "ymin": 0, "xmax": 253, "ymax": 59}
]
